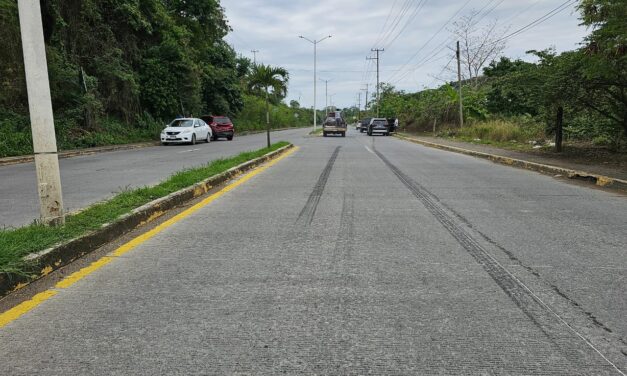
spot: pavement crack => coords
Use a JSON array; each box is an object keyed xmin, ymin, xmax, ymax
[
  {"xmin": 371, "ymin": 146, "xmax": 626, "ymax": 374},
  {"xmin": 296, "ymin": 146, "xmax": 341, "ymax": 226}
]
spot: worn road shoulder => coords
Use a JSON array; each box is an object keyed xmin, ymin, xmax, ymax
[{"xmin": 394, "ymin": 133, "xmax": 627, "ymax": 192}]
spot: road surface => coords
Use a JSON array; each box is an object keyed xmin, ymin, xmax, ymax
[
  {"xmin": 0, "ymin": 128, "xmax": 307, "ymax": 228},
  {"xmin": 1, "ymin": 128, "xmax": 626, "ymax": 374}
]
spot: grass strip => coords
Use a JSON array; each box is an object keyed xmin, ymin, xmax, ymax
[{"xmin": 0, "ymin": 141, "xmax": 290, "ymax": 275}]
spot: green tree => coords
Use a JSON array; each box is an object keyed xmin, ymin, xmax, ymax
[
  {"xmin": 577, "ymin": 0, "xmax": 627, "ymax": 136},
  {"xmin": 247, "ymin": 64, "xmax": 289, "ymax": 147}
]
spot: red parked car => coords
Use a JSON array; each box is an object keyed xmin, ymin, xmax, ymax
[{"xmin": 200, "ymin": 115, "xmax": 234, "ymax": 141}]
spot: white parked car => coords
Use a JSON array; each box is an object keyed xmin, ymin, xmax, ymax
[{"xmin": 161, "ymin": 118, "xmax": 212, "ymax": 145}]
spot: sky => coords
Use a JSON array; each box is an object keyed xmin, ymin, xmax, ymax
[{"xmin": 221, "ymin": 0, "xmax": 588, "ymax": 110}]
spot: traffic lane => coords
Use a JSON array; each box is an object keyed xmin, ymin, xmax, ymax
[
  {"xmin": 361, "ymin": 134, "xmax": 627, "ymax": 342},
  {"xmin": 0, "ymin": 136, "xmax": 614, "ymax": 374},
  {"xmin": 0, "ymin": 128, "xmax": 308, "ymax": 228}
]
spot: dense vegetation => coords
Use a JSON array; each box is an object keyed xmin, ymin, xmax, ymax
[
  {"xmin": 0, "ymin": 0, "xmax": 310, "ymax": 157},
  {"xmin": 375, "ymin": 0, "xmax": 626, "ymax": 151}
]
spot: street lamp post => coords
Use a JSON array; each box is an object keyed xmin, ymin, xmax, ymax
[
  {"xmin": 329, "ymin": 93, "xmax": 337, "ymax": 112},
  {"xmin": 299, "ymin": 35, "xmax": 332, "ymax": 131},
  {"xmin": 320, "ymin": 79, "xmax": 329, "ymax": 115}
]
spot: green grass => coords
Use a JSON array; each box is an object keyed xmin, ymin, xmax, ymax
[
  {"xmin": 309, "ymin": 127, "xmax": 323, "ymax": 135},
  {"xmin": 0, "ymin": 141, "xmax": 290, "ymax": 275},
  {"xmin": 434, "ymin": 119, "xmax": 545, "ymax": 151}
]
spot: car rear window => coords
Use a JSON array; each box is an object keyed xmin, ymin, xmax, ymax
[
  {"xmin": 372, "ymin": 120, "xmax": 387, "ymax": 126},
  {"xmin": 215, "ymin": 117, "xmax": 231, "ymax": 125}
]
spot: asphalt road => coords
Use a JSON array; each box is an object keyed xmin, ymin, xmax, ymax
[
  {"xmin": 0, "ymin": 128, "xmax": 308, "ymax": 228},
  {"xmin": 1, "ymin": 128, "xmax": 626, "ymax": 374}
]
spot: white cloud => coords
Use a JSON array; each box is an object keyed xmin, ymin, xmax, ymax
[{"xmin": 222, "ymin": 0, "xmax": 588, "ymax": 110}]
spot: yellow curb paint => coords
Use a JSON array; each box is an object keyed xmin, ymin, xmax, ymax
[
  {"xmin": 0, "ymin": 146, "xmax": 298, "ymax": 328},
  {"xmin": 0, "ymin": 290, "xmax": 58, "ymax": 327},
  {"xmin": 55, "ymin": 256, "xmax": 115, "ymax": 289}
]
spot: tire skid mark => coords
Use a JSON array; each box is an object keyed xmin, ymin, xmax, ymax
[
  {"xmin": 331, "ymin": 192, "xmax": 355, "ymax": 273},
  {"xmin": 296, "ymin": 146, "xmax": 341, "ymax": 226},
  {"xmin": 372, "ymin": 147, "xmax": 625, "ymax": 375}
]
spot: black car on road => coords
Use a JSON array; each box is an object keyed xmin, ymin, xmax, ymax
[{"xmin": 359, "ymin": 117, "xmax": 372, "ymax": 133}]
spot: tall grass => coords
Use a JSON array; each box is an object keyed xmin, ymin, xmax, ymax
[{"xmin": 456, "ymin": 119, "xmax": 545, "ymax": 143}]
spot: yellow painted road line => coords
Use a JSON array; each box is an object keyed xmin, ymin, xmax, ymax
[
  {"xmin": 0, "ymin": 146, "xmax": 298, "ymax": 328},
  {"xmin": 54, "ymin": 256, "xmax": 114, "ymax": 289},
  {"xmin": 0, "ymin": 290, "xmax": 58, "ymax": 327}
]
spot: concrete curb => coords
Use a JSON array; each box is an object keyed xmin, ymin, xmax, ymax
[
  {"xmin": 0, "ymin": 142, "xmax": 159, "ymax": 167},
  {"xmin": 0, "ymin": 144, "xmax": 294, "ymax": 297},
  {"xmin": 394, "ymin": 133, "xmax": 627, "ymax": 192}
]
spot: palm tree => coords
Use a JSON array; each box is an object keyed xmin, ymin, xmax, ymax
[{"xmin": 248, "ymin": 64, "xmax": 289, "ymax": 148}]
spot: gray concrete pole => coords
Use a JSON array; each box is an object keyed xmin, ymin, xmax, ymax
[
  {"xmin": 456, "ymin": 41, "xmax": 464, "ymax": 129},
  {"xmin": 18, "ymin": 0, "xmax": 65, "ymax": 225},
  {"xmin": 313, "ymin": 42, "xmax": 317, "ymax": 131}
]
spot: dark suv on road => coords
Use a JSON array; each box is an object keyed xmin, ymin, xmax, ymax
[
  {"xmin": 359, "ymin": 117, "xmax": 372, "ymax": 133},
  {"xmin": 201, "ymin": 115, "xmax": 234, "ymax": 141}
]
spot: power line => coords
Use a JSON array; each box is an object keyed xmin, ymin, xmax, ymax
[
  {"xmin": 397, "ymin": 0, "xmax": 577, "ymax": 89},
  {"xmin": 493, "ymin": 0, "xmax": 576, "ymax": 44},
  {"xmin": 372, "ymin": 0, "xmax": 400, "ymax": 49},
  {"xmin": 386, "ymin": 0, "xmax": 473, "ymax": 83},
  {"xmin": 388, "ymin": 0, "xmax": 508, "ymax": 84},
  {"xmin": 375, "ymin": 0, "xmax": 414, "ymax": 48},
  {"xmin": 383, "ymin": 0, "xmax": 429, "ymax": 50}
]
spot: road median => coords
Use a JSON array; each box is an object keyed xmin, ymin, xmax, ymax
[
  {"xmin": 394, "ymin": 133, "xmax": 627, "ymax": 192},
  {"xmin": 0, "ymin": 126, "xmax": 309, "ymax": 167},
  {"xmin": 0, "ymin": 142, "xmax": 293, "ymax": 297}
]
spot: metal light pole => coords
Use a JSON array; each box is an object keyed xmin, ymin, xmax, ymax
[
  {"xmin": 251, "ymin": 49, "xmax": 259, "ymax": 65},
  {"xmin": 329, "ymin": 94, "xmax": 337, "ymax": 112},
  {"xmin": 18, "ymin": 0, "xmax": 65, "ymax": 225},
  {"xmin": 320, "ymin": 79, "xmax": 329, "ymax": 115},
  {"xmin": 299, "ymin": 35, "xmax": 332, "ymax": 131}
]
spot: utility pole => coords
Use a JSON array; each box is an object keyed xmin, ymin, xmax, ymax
[
  {"xmin": 361, "ymin": 84, "xmax": 369, "ymax": 113},
  {"xmin": 251, "ymin": 49, "xmax": 259, "ymax": 65},
  {"xmin": 357, "ymin": 92, "xmax": 361, "ymax": 120},
  {"xmin": 368, "ymin": 48, "xmax": 384, "ymax": 117},
  {"xmin": 456, "ymin": 41, "xmax": 464, "ymax": 128},
  {"xmin": 320, "ymin": 79, "xmax": 329, "ymax": 115},
  {"xmin": 18, "ymin": 0, "xmax": 65, "ymax": 226},
  {"xmin": 299, "ymin": 35, "xmax": 332, "ymax": 131}
]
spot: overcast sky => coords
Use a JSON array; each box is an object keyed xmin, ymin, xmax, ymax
[{"xmin": 221, "ymin": 0, "xmax": 587, "ymax": 110}]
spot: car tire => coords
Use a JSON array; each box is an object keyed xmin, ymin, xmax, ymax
[
  {"xmin": 227, "ymin": 135, "xmax": 233, "ymax": 141},
  {"xmin": 190, "ymin": 134, "xmax": 196, "ymax": 145},
  {"xmin": 323, "ymin": 132, "xmax": 327, "ymax": 137},
  {"xmin": 206, "ymin": 133, "xmax": 211, "ymax": 143},
  {"xmin": 341, "ymin": 132, "xmax": 346, "ymax": 137},
  {"xmin": 162, "ymin": 142, "xmax": 169, "ymax": 146}
]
